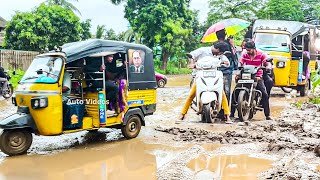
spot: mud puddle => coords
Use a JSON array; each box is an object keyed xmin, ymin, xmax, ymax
[
  {"xmin": 0, "ymin": 138, "xmax": 189, "ymax": 180},
  {"xmin": 0, "ymin": 99, "xmax": 16, "ymax": 120},
  {"xmin": 166, "ymin": 74, "xmax": 191, "ymax": 87},
  {"xmin": 187, "ymin": 154, "xmax": 272, "ymax": 179}
]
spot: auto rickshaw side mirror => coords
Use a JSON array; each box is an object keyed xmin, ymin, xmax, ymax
[{"xmin": 12, "ymin": 71, "xmax": 16, "ymax": 75}]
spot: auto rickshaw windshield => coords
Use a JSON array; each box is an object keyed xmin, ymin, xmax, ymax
[
  {"xmin": 255, "ymin": 33, "xmax": 290, "ymax": 52},
  {"xmin": 20, "ymin": 56, "xmax": 63, "ymax": 83}
]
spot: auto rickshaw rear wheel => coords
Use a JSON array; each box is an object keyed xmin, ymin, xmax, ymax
[
  {"xmin": 121, "ymin": 115, "xmax": 142, "ymax": 139},
  {"xmin": 0, "ymin": 129, "xmax": 32, "ymax": 156},
  {"xmin": 299, "ymin": 79, "xmax": 310, "ymax": 97}
]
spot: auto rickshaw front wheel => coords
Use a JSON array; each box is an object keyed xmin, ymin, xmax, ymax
[
  {"xmin": 0, "ymin": 129, "xmax": 33, "ymax": 156},
  {"xmin": 121, "ymin": 115, "xmax": 142, "ymax": 139}
]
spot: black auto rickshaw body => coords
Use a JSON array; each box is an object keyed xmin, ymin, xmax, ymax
[
  {"xmin": 253, "ymin": 20, "xmax": 318, "ymax": 96},
  {"xmin": 0, "ymin": 39, "xmax": 157, "ymax": 156}
]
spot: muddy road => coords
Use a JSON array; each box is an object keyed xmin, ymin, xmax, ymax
[{"xmin": 0, "ymin": 74, "xmax": 319, "ymax": 180}]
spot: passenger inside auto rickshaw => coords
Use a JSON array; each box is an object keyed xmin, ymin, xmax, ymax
[{"xmin": 65, "ymin": 52, "xmax": 127, "ymax": 114}]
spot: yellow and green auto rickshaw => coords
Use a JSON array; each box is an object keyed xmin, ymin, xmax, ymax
[
  {"xmin": 0, "ymin": 39, "xmax": 157, "ymax": 156},
  {"xmin": 253, "ymin": 20, "xmax": 318, "ymax": 96}
]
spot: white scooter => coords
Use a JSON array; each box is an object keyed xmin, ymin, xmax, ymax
[{"xmin": 187, "ymin": 53, "xmax": 229, "ymax": 123}]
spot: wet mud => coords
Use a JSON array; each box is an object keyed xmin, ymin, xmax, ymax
[
  {"xmin": 0, "ymin": 75, "xmax": 320, "ymax": 179},
  {"xmin": 187, "ymin": 154, "xmax": 272, "ymax": 179}
]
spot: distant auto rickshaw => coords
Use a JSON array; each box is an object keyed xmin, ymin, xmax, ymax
[
  {"xmin": 253, "ymin": 20, "xmax": 319, "ymax": 96},
  {"xmin": 0, "ymin": 39, "xmax": 157, "ymax": 156}
]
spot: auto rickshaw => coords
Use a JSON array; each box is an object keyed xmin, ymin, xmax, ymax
[
  {"xmin": 0, "ymin": 39, "xmax": 157, "ymax": 156},
  {"xmin": 252, "ymin": 20, "xmax": 319, "ymax": 96}
]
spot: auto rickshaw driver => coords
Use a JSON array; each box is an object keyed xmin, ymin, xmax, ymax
[{"xmin": 179, "ymin": 41, "xmax": 233, "ymax": 124}]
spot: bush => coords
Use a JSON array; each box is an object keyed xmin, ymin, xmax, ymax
[
  {"xmin": 310, "ymin": 97, "xmax": 320, "ymax": 104},
  {"xmin": 7, "ymin": 69, "xmax": 25, "ymax": 89},
  {"xmin": 154, "ymin": 58, "xmax": 191, "ymax": 75}
]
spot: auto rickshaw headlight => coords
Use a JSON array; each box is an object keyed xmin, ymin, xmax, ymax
[
  {"xmin": 277, "ymin": 61, "xmax": 286, "ymax": 68},
  {"xmin": 31, "ymin": 97, "xmax": 48, "ymax": 109}
]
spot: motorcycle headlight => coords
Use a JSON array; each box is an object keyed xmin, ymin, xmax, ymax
[
  {"xmin": 31, "ymin": 97, "xmax": 48, "ymax": 109},
  {"xmin": 276, "ymin": 61, "xmax": 286, "ymax": 68},
  {"xmin": 242, "ymin": 73, "xmax": 251, "ymax": 80}
]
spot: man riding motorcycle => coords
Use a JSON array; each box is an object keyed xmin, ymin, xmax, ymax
[
  {"xmin": 0, "ymin": 67, "xmax": 8, "ymax": 93},
  {"xmin": 179, "ymin": 41, "xmax": 233, "ymax": 124},
  {"xmin": 231, "ymin": 41, "xmax": 272, "ymax": 120},
  {"xmin": 241, "ymin": 38, "xmax": 274, "ymax": 96}
]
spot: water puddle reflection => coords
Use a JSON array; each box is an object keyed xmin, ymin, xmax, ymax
[
  {"xmin": 187, "ymin": 154, "xmax": 272, "ymax": 179},
  {"xmin": 0, "ymin": 139, "xmax": 187, "ymax": 180}
]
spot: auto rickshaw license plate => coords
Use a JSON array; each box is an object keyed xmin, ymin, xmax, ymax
[
  {"xmin": 238, "ymin": 79, "xmax": 254, "ymax": 83},
  {"xmin": 203, "ymin": 71, "xmax": 216, "ymax": 77}
]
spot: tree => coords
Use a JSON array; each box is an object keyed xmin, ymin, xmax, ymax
[
  {"xmin": 184, "ymin": 10, "xmax": 206, "ymax": 53},
  {"xmin": 258, "ymin": 0, "xmax": 305, "ymax": 21},
  {"xmin": 206, "ymin": 0, "xmax": 267, "ymax": 26},
  {"xmin": 300, "ymin": 0, "xmax": 320, "ymax": 23},
  {"xmin": 121, "ymin": 28, "xmax": 142, "ymax": 43},
  {"xmin": 80, "ymin": 19, "xmax": 92, "ymax": 40},
  {"xmin": 104, "ymin": 28, "xmax": 118, "ymax": 40},
  {"xmin": 4, "ymin": 3, "xmax": 82, "ymax": 51},
  {"xmin": 109, "ymin": 0, "xmax": 124, "ymax": 5},
  {"xmin": 96, "ymin": 25, "xmax": 106, "ymax": 39},
  {"xmin": 46, "ymin": 0, "xmax": 81, "ymax": 15},
  {"xmin": 124, "ymin": 0, "xmax": 194, "ymax": 70}
]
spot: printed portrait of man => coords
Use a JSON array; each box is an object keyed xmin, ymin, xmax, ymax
[{"xmin": 129, "ymin": 50, "xmax": 144, "ymax": 73}]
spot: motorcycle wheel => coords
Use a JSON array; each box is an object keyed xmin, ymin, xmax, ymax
[
  {"xmin": 203, "ymin": 104, "xmax": 214, "ymax": 123},
  {"xmin": 248, "ymin": 100, "xmax": 256, "ymax": 120},
  {"xmin": 2, "ymin": 84, "xmax": 13, "ymax": 99},
  {"xmin": 237, "ymin": 91, "xmax": 250, "ymax": 122}
]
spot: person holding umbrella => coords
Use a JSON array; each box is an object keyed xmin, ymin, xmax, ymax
[
  {"xmin": 216, "ymin": 29, "xmax": 237, "ymax": 102},
  {"xmin": 201, "ymin": 18, "xmax": 251, "ymax": 100}
]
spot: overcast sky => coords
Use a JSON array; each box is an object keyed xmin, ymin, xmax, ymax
[{"xmin": 0, "ymin": 0, "xmax": 209, "ymax": 33}]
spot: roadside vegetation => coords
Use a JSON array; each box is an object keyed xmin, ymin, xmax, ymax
[{"xmin": 7, "ymin": 69, "xmax": 25, "ymax": 89}]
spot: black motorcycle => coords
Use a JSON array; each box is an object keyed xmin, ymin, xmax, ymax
[
  {"xmin": 233, "ymin": 58, "xmax": 272, "ymax": 121},
  {"xmin": 0, "ymin": 72, "xmax": 13, "ymax": 99}
]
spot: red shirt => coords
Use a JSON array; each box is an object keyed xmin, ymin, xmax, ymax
[{"xmin": 240, "ymin": 49, "xmax": 268, "ymax": 77}]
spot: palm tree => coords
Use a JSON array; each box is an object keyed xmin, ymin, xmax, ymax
[
  {"xmin": 96, "ymin": 25, "xmax": 106, "ymax": 39},
  {"xmin": 122, "ymin": 28, "xmax": 142, "ymax": 43},
  {"xmin": 46, "ymin": 0, "xmax": 81, "ymax": 15}
]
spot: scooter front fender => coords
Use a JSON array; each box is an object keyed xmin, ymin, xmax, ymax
[{"xmin": 200, "ymin": 91, "xmax": 217, "ymax": 105}]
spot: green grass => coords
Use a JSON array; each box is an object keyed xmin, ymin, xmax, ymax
[
  {"xmin": 310, "ymin": 97, "xmax": 320, "ymax": 104},
  {"xmin": 293, "ymin": 100, "xmax": 304, "ymax": 109}
]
